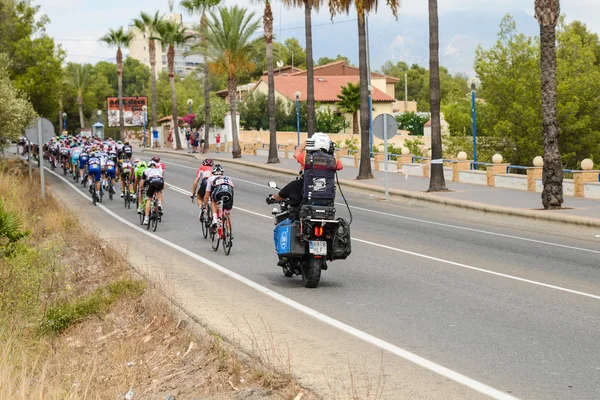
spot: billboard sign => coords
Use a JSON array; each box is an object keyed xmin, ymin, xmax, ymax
[{"xmin": 107, "ymin": 96, "xmax": 148, "ymax": 127}]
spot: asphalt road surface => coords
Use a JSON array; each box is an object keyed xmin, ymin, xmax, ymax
[{"xmin": 46, "ymin": 152, "xmax": 600, "ymax": 400}]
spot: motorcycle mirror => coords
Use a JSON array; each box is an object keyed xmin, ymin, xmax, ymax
[{"xmin": 268, "ymin": 181, "xmax": 278, "ymax": 189}]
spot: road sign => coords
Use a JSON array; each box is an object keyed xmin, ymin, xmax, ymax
[
  {"xmin": 25, "ymin": 117, "xmax": 55, "ymax": 145},
  {"xmin": 372, "ymin": 113, "xmax": 398, "ymax": 140},
  {"xmin": 372, "ymin": 114, "xmax": 398, "ymax": 201}
]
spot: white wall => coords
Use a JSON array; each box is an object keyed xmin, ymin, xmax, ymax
[
  {"xmin": 584, "ymin": 183, "xmax": 600, "ymax": 199},
  {"xmin": 495, "ymin": 174, "xmax": 528, "ymax": 191},
  {"xmin": 459, "ymin": 170, "xmax": 487, "ymax": 185}
]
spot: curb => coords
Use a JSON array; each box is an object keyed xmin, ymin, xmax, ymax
[{"xmin": 143, "ymin": 149, "xmax": 600, "ymax": 228}]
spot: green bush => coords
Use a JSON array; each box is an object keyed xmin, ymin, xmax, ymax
[{"xmin": 403, "ymin": 137, "xmax": 425, "ymax": 157}]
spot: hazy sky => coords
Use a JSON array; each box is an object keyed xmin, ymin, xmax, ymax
[{"xmin": 38, "ymin": 0, "xmax": 600, "ymax": 76}]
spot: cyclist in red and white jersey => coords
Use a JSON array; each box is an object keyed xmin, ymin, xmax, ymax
[
  {"xmin": 192, "ymin": 158, "xmax": 213, "ymax": 212},
  {"xmin": 151, "ymin": 156, "xmax": 166, "ymax": 175}
]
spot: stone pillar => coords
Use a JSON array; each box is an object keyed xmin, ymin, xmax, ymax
[
  {"xmin": 486, "ymin": 164, "xmax": 510, "ymax": 187},
  {"xmin": 337, "ymin": 149, "xmax": 349, "ymax": 156},
  {"xmin": 573, "ymin": 171, "xmax": 600, "ymax": 197},
  {"xmin": 353, "ymin": 152, "xmax": 359, "ymax": 168},
  {"xmin": 526, "ymin": 167, "xmax": 542, "ymax": 192},
  {"xmin": 374, "ymin": 154, "xmax": 384, "ymax": 171},
  {"xmin": 452, "ymin": 161, "xmax": 471, "ymax": 182}
]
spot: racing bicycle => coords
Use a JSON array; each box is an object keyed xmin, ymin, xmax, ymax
[{"xmin": 210, "ymin": 198, "xmax": 232, "ymax": 255}]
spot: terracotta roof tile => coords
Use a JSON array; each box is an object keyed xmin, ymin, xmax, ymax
[{"xmin": 259, "ymin": 75, "xmax": 394, "ymax": 102}]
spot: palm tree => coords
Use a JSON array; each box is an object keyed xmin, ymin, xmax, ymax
[
  {"xmin": 535, "ymin": 0, "xmax": 563, "ymax": 209},
  {"xmin": 426, "ymin": 0, "xmax": 447, "ymax": 191},
  {"xmin": 181, "ymin": 0, "xmax": 221, "ymax": 153},
  {"xmin": 154, "ymin": 20, "xmax": 195, "ymax": 150},
  {"xmin": 203, "ymin": 6, "xmax": 261, "ymax": 158},
  {"xmin": 282, "ymin": 0, "xmax": 323, "ymax": 138},
  {"xmin": 132, "ymin": 11, "xmax": 163, "ymax": 139},
  {"xmin": 331, "ymin": 0, "xmax": 399, "ymax": 179},
  {"xmin": 337, "ymin": 82, "xmax": 360, "ymax": 135},
  {"xmin": 63, "ymin": 63, "xmax": 93, "ymax": 129},
  {"xmin": 251, "ymin": 0, "xmax": 279, "ymax": 163},
  {"xmin": 99, "ymin": 27, "xmax": 132, "ymax": 142}
]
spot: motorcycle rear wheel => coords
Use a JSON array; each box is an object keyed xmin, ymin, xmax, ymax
[{"xmin": 302, "ymin": 256, "xmax": 322, "ymax": 288}]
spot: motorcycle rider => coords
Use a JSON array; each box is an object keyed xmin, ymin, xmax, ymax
[{"xmin": 293, "ymin": 133, "xmax": 342, "ymax": 206}]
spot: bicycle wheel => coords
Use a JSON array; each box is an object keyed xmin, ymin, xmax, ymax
[
  {"xmin": 109, "ymin": 187, "xmax": 113, "ymax": 201},
  {"xmin": 211, "ymin": 225, "xmax": 220, "ymax": 251},
  {"xmin": 146, "ymin": 211, "xmax": 152, "ymax": 230},
  {"xmin": 201, "ymin": 212, "xmax": 208, "ymax": 239},
  {"xmin": 139, "ymin": 204, "xmax": 145, "ymax": 225},
  {"xmin": 124, "ymin": 192, "xmax": 129, "ymax": 208},
  {"xmin": 222, "ymin": 217, "xmax": 232, "ymax": 255},
  {"xmin": 152, "ymin": 213, "xmax": 159, "ymax": 231}
]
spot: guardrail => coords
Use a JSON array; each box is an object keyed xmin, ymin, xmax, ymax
[
  {"xmin": 506, "ymin": 165, "xmax": 529, "ymax": 174},
  {"xmin": 470, "ymin": 161, "xmax": 492, "ymax": 170}
]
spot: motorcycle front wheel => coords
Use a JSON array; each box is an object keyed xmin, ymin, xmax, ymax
[{"xmin": 302, "ymin": 255, "xmax": 322, "ymax": 288}]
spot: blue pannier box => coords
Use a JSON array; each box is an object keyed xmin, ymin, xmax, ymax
[{"xmin": 274, "ymin": 219, "xmax": 304, "ymax": 256}]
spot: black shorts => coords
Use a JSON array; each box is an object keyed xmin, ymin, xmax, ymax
[
  {"xmin": 146, "ymin": 178, "xmax": 164, "ymax": 198},
  {"xmin": 197, "ymin": 178, "xmax": 208, "ymax": 199},
  {"xmin": 210, "ymin": 185, "xmax": 234, "ymax": 210},
  {"xmin": 120, "ymin": 171, "xmax": 131, "ymax": 181},
  {"xmin": 60, "ymin": 153, "xmax": 69, "ymax": 160}
]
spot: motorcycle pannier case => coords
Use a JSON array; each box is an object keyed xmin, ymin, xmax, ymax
[{"xmin": 274, "ymin": 219, "xmax": 305, "ymax": 256}]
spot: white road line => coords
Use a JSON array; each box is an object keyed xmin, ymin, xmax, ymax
[
  {"xmin": 47, "ymin": 166, "xmax": 518, "ymax": 400},
  {"xmin": 165, "ymin": 182, "xmax": 600, "ymax": 302},
  {"xmin": 161, "ymin": 158, "xmax": 600, "ymax": 256}
]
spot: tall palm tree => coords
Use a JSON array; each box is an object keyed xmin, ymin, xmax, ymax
[
  {"xmin": 426, "ymin": 0, "xmax": 447, "ymax": 191},
  {"xmin": 282, "ymin": 0, "xmax": 323, "ymax": 138},
  {"xmin": 180, "ymin": 0, "xmax": 221, "ymax": 153},
  {"xmin": 154, "ymin": 20, "xmax": 195, "ymax": 150},
  {"xmin": 331, "ymin": 0, "xmax": 400, "ymax": 179},
  {"xmin": 535, "ymin": 0, "xmax": 563, "ymax": 209},
  {"xmin": 337, "ymin": 82, "xmax": 360, "ymax": 135},
  {"xmin": 99, "ymin": 27, "xmax": 132, "ymax": 142},
  {"xmin": 132, "ymin": 11, "xmax": 163, "ymax": 140},
  {"xmin": 203, "ymin": 6, "xmax": 261, "ymax": 158},
  {"xmin": 63, "ymin": 63, "xmax": 93, "ymax": 129},
  {"xmin": 251, "ymin": 0, "xmax": 279, "ymax": 163}
]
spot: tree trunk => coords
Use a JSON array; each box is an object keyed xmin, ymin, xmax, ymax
[
  {"xmin": 304, "ymin": 2, "xmax": 315, "ymax": 138},
  {"xmin": 265, "ymin": 1, "xmax": 279, "ymax": 164},
  {"xmin": 228, "ymin": 77, "xmax": 241, "ymax": 158},
  {"xmin": 168, "ymin": 45, "xmax": 182, "ymax": 150},
  {"xmin": 352, "ymin": 111, "xmax": 358, "ymax": 135},
  {"xmin": 427, "ymin": 0, "xmax": 448, "ymax": 192},
  {"xmin": 149, "ymin": 40, "xmax": 158, "ymax": 134},
  {"xmin": 58, "ymin": 92, "xmax": 63, "ymax": 131},
  {"xmin": 77, "ymin": 93, "xmax": 85, "ymax": 129},
  {"xmin": 356, "ymin": 16, "xmax": 373, "ymax": 180},
  {"xmin": 202, "ymin": 12, "xmax": 211, "ymax": 154},
  {"xmin": 117, "ymin": 48, "xmax": 125, "ymax": 142},
  {"xmin": 540, "ymin": 23, "xmax": 563, "ymax": 209}
]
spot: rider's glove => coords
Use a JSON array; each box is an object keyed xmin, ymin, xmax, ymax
[{"xmin": 266, "ymin": 195, "xmax": 276, "ymax": 204}]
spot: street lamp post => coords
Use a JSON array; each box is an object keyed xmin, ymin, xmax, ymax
[
  {"xmin": 368, "ymin": 85, "xmax": 373, "ymax": 158},
  {"xmin": 471, "ymin": 83, "xmax": 477, "ymax": 163},
  {"xmin": 295, "ymin": 91, "xmax": 301, "ymax": 147},
  {"xmin": 62, "ymin": 112, "xmax": 67, "ymax": 132},
  {"xmin": 142, "ymin": 105, "xmax": 148, "ymax": 147},
  {"xmin": 187, "ymin": 98, "xmax": 193, "ymax": 115},
  {"xmin": 96, "ymin": 109, "xmax": 102, "ymax": 123}
]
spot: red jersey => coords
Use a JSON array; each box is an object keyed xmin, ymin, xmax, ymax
[
  {"xmin": 156, "ymin": 162, "xmax": 166, "ymax": 172},
  {"xmin": 196, "ymin": 165, "xmax": 212, "ymax": 179}
]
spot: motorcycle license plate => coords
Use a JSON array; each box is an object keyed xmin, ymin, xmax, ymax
[{"xmin": 309, "ymin": 241, "xmax": 327, "ymax": 255}]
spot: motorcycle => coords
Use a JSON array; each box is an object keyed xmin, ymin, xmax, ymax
[{"xmin": 267, "ymin": 181, "xmax": 352, "ymax": 288}]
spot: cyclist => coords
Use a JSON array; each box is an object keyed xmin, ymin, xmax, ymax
[
  {"xmin": 192, "ymin": 158, "xmax": 213, "ymax": 211},
  {"xmin": 59, "ymin": 143, "xmax": 70, "ymax": 170},
  {"xmin": 151, "ymin": 156, "xmax": 166, "ymax": 175},
  {"xmin": 140, "ymin": 160, "xmax": 164, "ymax": 225},
  {"xmin": 118, "ymin": 156, "xmax": 134, "ymax": 198},
  {"xmin": 70, "ymin": 144, "xmax": 82, "ymax": 179},
  {"xmin": 48, "ymin": 140, "xmax": 59, "ymax": 167},
  {"xmin": 87, "ymin": 152, "xmax": 102, "ymax": 200},
  {"xmin": 204, "ymin": 164, "xmax": 234, "ymax": 229},
  {"xmin": 78, "ymin": 147, "xmax": 90, "ymax": 184},
  {"xmin": 122, "ymin": 142, "xmax": 133, "ymax": 159},
  {"xmin": 105, "ymin": 155, "xmax": 117, "ymax": 197},
  {"xmin": 135, "ymin": 161, "xmax": 148, "ymax": 214}
]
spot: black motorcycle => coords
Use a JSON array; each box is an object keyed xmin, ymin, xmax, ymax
[{"xmin": 267, "ymin": 181, "xmax": 352, "ymax": 288}]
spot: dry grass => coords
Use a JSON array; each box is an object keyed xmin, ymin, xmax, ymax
[{"xmin": 0, "ymin": 159, "xmax": 311, "ymax": 399}]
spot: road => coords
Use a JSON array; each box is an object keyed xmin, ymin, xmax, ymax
[{"xmin": 46, "ymin": 152, "xmax": 600, "ymax": 399}]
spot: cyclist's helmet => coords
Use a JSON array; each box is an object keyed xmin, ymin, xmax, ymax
[
  {"xmin": 151, "ymin": 156, "xmax": 160, "ymax": 162},
  {"xmin": 202, "ymin": 158, "xmax": 214, "ymax": 167},
  {"xmin": 147, "ymin": 160, "xmax": 157, "ymax": 168},
  {"xmin": 212, "ymin": 164, "xmax": 224, "ymax": 176},
  {"xmin": 133, "ymin": 157, "xmax": 141, "ymax": 164}
]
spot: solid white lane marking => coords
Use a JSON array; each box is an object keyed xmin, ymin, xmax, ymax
[
  {"xmin": 165, "ymin": 183, "xmax": 600, "ymax": 302},
  {"xmin": 47, "ymin": 167, "xmax": 518, "ymax": 400},
  {"xmin": 160, "ymin": 158, "xmax": 600, "ymax": 256}
]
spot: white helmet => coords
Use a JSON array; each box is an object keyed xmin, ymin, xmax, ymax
[{"xmin": 306, "ymin": 132, "xmax": 331, "ymax": 152}]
